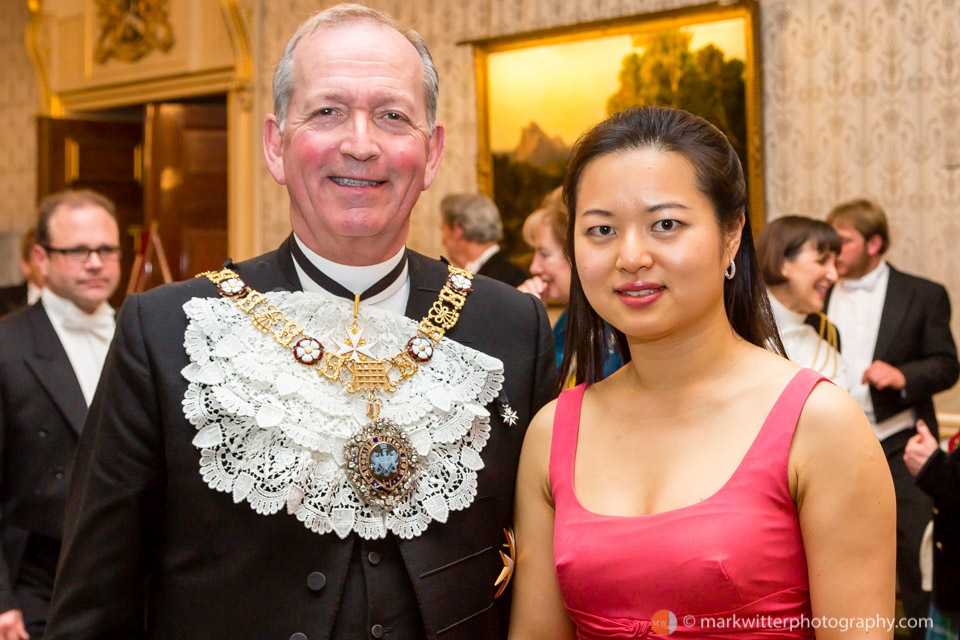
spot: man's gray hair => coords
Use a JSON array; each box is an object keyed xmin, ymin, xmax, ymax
[
  {"xmin": 440, "ymin": 194, "xmax": 503, "ymax": 243},
  {"xmin": 272, "ymin": 3, "xmax": 439, "ymax": 131}
]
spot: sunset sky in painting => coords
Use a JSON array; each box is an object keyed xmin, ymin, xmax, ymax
[{"xmin": 486, "ymin": 17, "xmax": 747, "ymax": 152}]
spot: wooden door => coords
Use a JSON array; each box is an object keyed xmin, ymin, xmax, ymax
[
  {"xmin": 37, "ymin": 116, "xmax": 144, "ymax": 309},
  {"xmin": 144, "ymin": 103, "xmax": 228, "ymax": 286}
]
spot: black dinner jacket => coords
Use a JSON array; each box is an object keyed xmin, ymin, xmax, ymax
[
  {"xmin": 47, "ymin": 237, "xmax": 557, "ymax": 640},
  {"xmin": 476, "ymin": 249, "xmax": 527, "ymax": 288},
  {"xmin": 827, "ymin": 265, "xmax": 959, "ymax": 440},
  {"xmin": 915, "ymin": 445, "xmax": 960, "ymax": 615},
  {"xmin": 0, "ymin": 302, "xmax": 87, "ymax": 612},
  {"xmin": 0, "ymin": 282, "xmax": 28, "ymax": 318}
]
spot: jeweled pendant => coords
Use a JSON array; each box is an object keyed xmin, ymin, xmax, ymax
[{"xmin": 344, "ymin": 418, "xmax": 420, "ymax": 511}]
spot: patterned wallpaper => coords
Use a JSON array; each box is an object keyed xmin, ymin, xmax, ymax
[
  {"xmin": 0, "ymin": 0, "xmax": 38, "ymax": 284},
  {"xmin": 2, "ymin": 0, "xmax": 960, "ymax": 407},
  {"xmin": 254, "ymin": 0, "xmax": 960, "ymax": 411}
]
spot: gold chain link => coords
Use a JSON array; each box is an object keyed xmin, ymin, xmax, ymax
[{"xmin": 196, "ymin": 264, "xmax": 474, "ymax": 396}]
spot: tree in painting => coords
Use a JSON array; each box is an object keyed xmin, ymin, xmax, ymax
[{"xmin": 606, "ymin": 30, "xmax": 747, "ymax": 167}]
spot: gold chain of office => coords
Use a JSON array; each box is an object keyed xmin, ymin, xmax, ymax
[{"xmin": 196, "ymin": 265, "xmax": 474, "ymax": 419}]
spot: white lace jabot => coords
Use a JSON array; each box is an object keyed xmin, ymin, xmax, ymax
[{"xmin": 181, "ymin": 291, "xmax": 504, "ymax": 540}]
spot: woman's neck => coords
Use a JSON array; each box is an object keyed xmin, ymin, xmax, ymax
[{"xmin": 622, "ymin": 303, "xmax": 748, "ymax": 393}]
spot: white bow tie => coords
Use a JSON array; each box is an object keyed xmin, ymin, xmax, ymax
[
  {"xmin": 61, "ymin": 311, "xmax": 115, "ymax": 341},
  {"xmin": 841, "ymin": 277, "xmax": 879, "ymax": 293}
]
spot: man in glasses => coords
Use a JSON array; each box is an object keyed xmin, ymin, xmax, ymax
[{"xmin": 0, "ymin": 189, "xmax": 120, "ymax": 639}]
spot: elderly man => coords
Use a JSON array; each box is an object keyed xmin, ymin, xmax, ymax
[
  {"xmin": 440, "ymin": 194, "xmax": 526, "ymax": 286},
  {"xmin": 0, "ymin": 190, "xmax": 120, "ymax": 639},
  {"xmin": 47, "ymin": 5, "xmax": 555, "ymax": 640},
  {"xmin": 0, "ymin": 228, "xmax": 43, "ymax": 317}
]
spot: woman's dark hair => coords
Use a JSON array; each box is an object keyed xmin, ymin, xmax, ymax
[
  {"xmin": 756, "ymin": 215, "xmax": 842, "ymax": 286},
  {"xmin": 559, "ymin": 106, "xmax": 784, "ymax": 386}
]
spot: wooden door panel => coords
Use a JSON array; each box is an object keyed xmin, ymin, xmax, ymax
[
  {"xmin": 37, "ymin": 116, "xmax": 144, "ymax": 309},
  {"xmin": 145, "ymin": 102, "xmax": 227, "ymax": 286}
]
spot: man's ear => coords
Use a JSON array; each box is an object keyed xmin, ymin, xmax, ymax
[
  {"xmin": 422, "ymin": 122, "xmax": 446, "ymax": 191},
  {"xmin": 866, "ymin": 233, "xmax": 884, "ymax": 256},
  {"xmin": 262, "ymin": 115, "xmax": 286, "ymax": 186},
  {"xmin": 31, "ymin": 243, "xmax": 49, "ymax": 281}
]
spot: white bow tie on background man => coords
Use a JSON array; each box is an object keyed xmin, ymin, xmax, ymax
[{"xmin": 61, "ymin": 306, "xmax": 116, "ymax": 341}]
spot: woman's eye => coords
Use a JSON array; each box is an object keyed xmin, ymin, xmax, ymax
[
  {"xmin": 589, "ymin": 225, "xmax": 614, "ymax": 237},
  {"xmin": 652, "ymin": 219, "xmax": 679, "ymax": 232}
]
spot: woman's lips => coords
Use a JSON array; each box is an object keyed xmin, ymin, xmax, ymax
[{"xmin": 615, "ymin": 282, "xmax": 665, "ymax": 307}]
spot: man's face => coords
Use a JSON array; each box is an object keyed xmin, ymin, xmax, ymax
[
  {"xmin": 832, "ymin": 223, "xmax": 874, "ymax": 279},
  {"xmin": 263, "ymin": 21, "xmax": 445, "ymax": 265},
  {"xmin": 35, "ymin": 204, "xmax": 121, "ymax": 313}
]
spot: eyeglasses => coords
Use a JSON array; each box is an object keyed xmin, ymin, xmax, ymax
[{"xmin": 43, "ymin": 245, "xmax": 123, "ymax": 263}]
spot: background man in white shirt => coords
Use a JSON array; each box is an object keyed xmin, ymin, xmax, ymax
[
  {"xmin": 0, "ymin": 189, "xmax": 120, "ymax": 639},
  {"xmin": 440, "ymin": 193, "xmax": 527, "ymax": 287},
  {"xmin": 826, "ymin": 198, "xmax": 959, "ymax": 636}
]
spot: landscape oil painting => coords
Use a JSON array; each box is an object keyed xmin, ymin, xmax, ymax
[{"xmin": 471, "ymin": 2, "xmax": 763, "ymax": 265}]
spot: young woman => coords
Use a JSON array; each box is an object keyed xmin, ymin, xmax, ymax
[
  {"xmin": 756, "ymin": 216, "xmax": 850, "ymax": 389},
  {"xmin": 508, "ymin": 106, "xmax": 895, "ymax": 640}
]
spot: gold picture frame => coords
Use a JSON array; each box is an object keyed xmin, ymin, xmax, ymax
[{"xmin": 468, "ymin": 1, "xmax": 764, "ymax": 264}]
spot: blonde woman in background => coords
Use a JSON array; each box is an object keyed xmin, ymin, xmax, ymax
[{"xmin": 518, "ymin": 188, "xmax": 622, "ymax": 386}]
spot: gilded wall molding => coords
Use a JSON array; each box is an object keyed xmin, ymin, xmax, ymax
[
  {"xmin": 220, "ymin": 0, "xmax": 254, "ymax": 111},
  {"xmin": 25, "ymin": 0, "xmax": 58, "ymax": 115}
]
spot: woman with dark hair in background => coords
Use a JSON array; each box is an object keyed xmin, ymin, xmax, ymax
[
  {"xmin": 508, "ymin": 106, "xmax": 895, "ymax": 640},
  {"xmin": 756, "ymin": 216, "xmax": 850, "ymax": 389}
]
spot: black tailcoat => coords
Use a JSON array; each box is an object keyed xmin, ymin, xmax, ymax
[
  {"xmin": 476, "ymin": 251, "xmax": 527, "ymax": 288},
  {"xmin": 0, "ymin": 303, "xmax": 87, "ymax": 625},
  {"xmin": 915, "ymin": 446, "xmax": 960, "ymax": 615},
  {"xmin": 869, "ymin": 266, "xmax": 959, "ymax": 439},
  {"xmin": 47, "ymin": 239, "xmax": 557, "ymax": 640},
  {"xmin": 0, "ymin": 283, "xmax": 28, "ymax": 318}
]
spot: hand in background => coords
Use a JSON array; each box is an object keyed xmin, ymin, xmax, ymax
[
  {"xmin": 518, "ymin": 276, "xmax": 548, "ymax": 302},
  {"xmin": 0, "ymin": 609, "xmax": 29, "ymax": 640},
  {"xmin": 862, "ymin": 360, "xmax": 906, "ymax": 390},
  {"xmin": 904, "ymin": 420, "xmax": 939, "ymax": 476}
]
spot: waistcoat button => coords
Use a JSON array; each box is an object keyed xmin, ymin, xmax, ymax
[{"xmin": 306, "ymin": 571, "xmax": 326, "ymax": 591}]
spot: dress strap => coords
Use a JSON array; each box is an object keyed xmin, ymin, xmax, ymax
[
  {"xmin": 741, "ymin": 368, "xmax": 830, "ymax": 489},
  {"xmin": 549, "ymin": 383, "xmax": 588, "ymax": 502}
]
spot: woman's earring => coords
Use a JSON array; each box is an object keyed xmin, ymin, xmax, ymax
[{"xmin": 724, "ymin": 258, "xmax": 736, "ymax": 280}]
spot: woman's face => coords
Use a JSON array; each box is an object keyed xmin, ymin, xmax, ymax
[
  {"xmin": 573, "ymin": 148, "xmax": 739, "ymax": 341},
  {"xmin": 529, "ymin": 222, "xmax": 572, "ymax": 304},
  {"xmin": 778, "ymin": 240, "xmax": 838, "ymax": 314}
]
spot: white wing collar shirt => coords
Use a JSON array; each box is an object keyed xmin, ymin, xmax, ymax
[
  {"xmin": 41, "ymin": 287, "xmax": 115, "ymax": 405},
  {"xmin": 827, "ymin": 260, "xmax": 914, "ymax": 439},
  {"xmin": 465, "ymin": 245, "xmax": 500, "ymax": 275},
  {"xmin": 292, "ymin": 234, "xmax": 409, "ymax": 314}
]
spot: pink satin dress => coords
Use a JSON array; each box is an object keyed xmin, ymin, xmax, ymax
[{"xmin": 551, "ymin": 369, "xmax": 824, "ymax": 639}]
